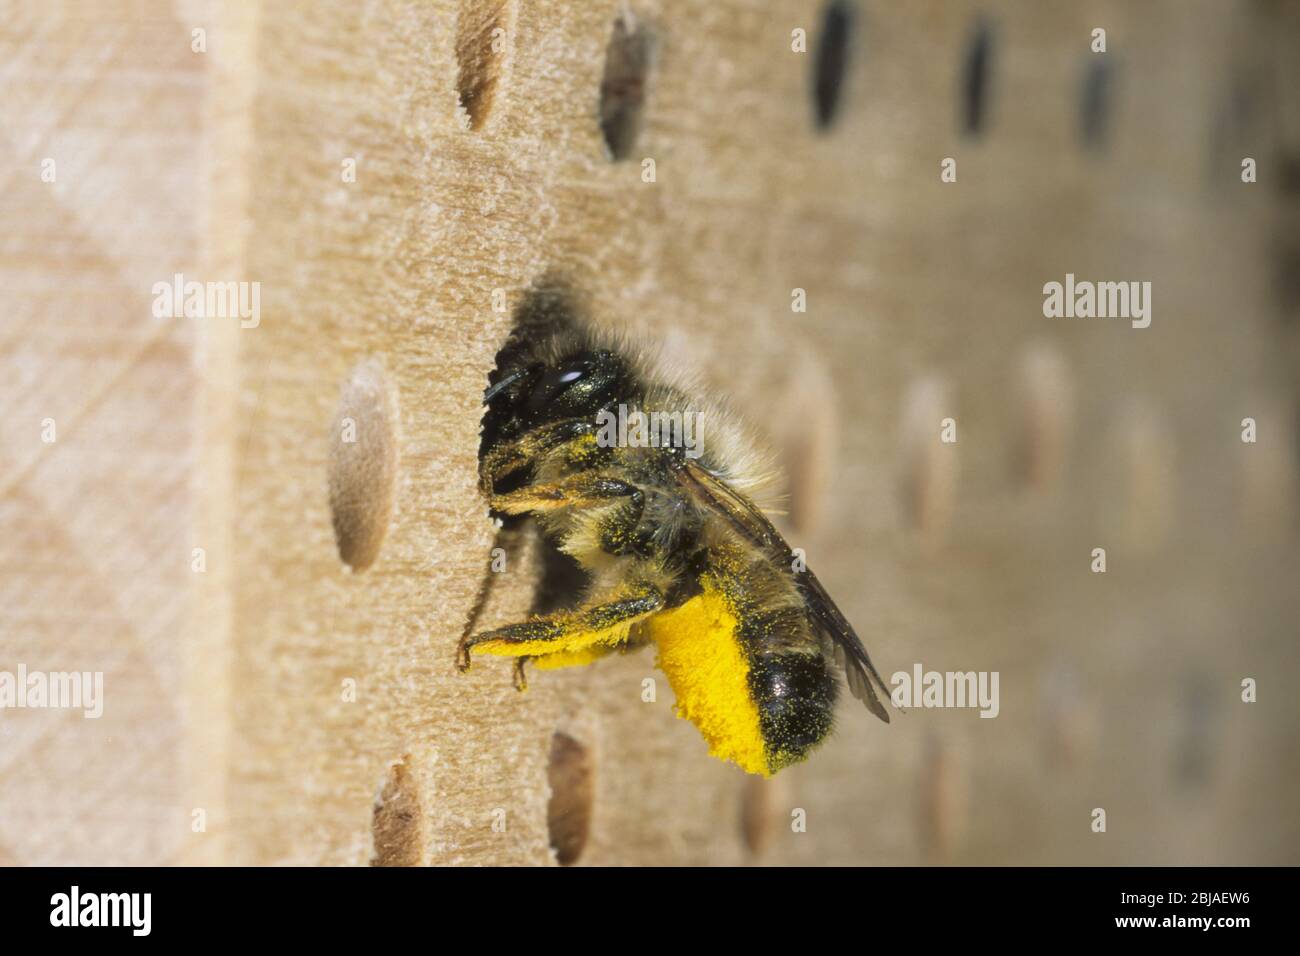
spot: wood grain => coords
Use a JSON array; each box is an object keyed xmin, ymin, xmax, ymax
[{"xmin": 2, "ymin": 0, "xmax": 1298, "ymax": 866}]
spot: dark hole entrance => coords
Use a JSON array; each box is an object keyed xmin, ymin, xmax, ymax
[
  {"xmin": 961, "ymin": 19, "xmax": 995, "ymax": 137},
  {"xmin": 547, "ymin": 731, "xmax": 594, "ymax": 865},
  {"xmin": 1079, "ymin": 58, "xmax": 1114, "ymax": 151},
  {"xmin": 599, "ymin": 14, "xmax": 651, "ymax": 160},
  {"xmin": 813, "ymin": 1, "xmax": 854, "ymax": 131}
]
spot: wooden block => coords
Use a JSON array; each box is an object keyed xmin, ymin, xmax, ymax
[{"xmin": 3, "ymin": 0, "xmax": 1298, "ymax": 866}]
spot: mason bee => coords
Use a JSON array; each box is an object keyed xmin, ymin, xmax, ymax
[{"xmin": 457, "ymin": 315, "xmax": 891, "ymax": 776}]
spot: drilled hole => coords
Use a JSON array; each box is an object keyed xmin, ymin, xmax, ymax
[
  {"xmin": 1239, "ymin": 395, "xmax": 1297, "ymax": 529},
  {"xmin": 1273, "ymin": 233, "xmax": 1300, "ymax": 317},
  {"xmin": 1013, "ymin": 343, "xmax": 1073, "ymax": 492},
  {"xmin": 917, "ymin": 733, "xmax": 965, "ymax": 862},
  {"xmin": 1079, "ymin": 57, "xmax": 1114, "ymax": 151},
  {"xmin": 740, "ymin": 775, "xmax": 783, "ymax": 857},
  {"xmin": 1113, "ymin": 400, "xmax": 1176, "ymax": 552},
  {"xmin": 456, "ymin": 0, "xmax": 512, "ymax": 131},
  {"xmin": 1041, "ymin": 663, "xmax": 1097, "ymax": 771},
  {"xmin": 775, "ymin": 346, "xmax": 837, "ymax": 536},
  {"xmin": 371, "ymin": 757, "xmax": 424, "ymax": 866},
  {"xmin": 898, "ymin": 375, "xmax": 958, "ymax": 540},
  {"xmin": 813, "ymin": 1, "xmax": 854, "ymax": 130},
  {"xmin": 328, "ymin": 358, "xmax": 399, "ymax": 572},
  {"xmin": 599, "ymin": 12, "xmax": 651, "ymax": 160},
  {"xmin": 960, "ymin": 19, "xmax": 994, "ymax": 137},
  {"xmin": 1277, "ymin": 151, "xmax": 1300, "ymax": 195},
  {"xmin": 546, "ymin": 731, "xmax": 594, "ymax": 866}
]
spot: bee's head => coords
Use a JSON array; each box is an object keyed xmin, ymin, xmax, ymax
[{"xmin": 480, "ymin": 346, "xmax": 630, "ymax": 455}]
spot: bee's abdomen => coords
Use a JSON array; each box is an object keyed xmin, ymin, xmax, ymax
[
  {"xmin": 747, "ymin": 651, "xmax": 838, "ymax": 772},
  {"xmin": 714, "ymin": 556, "xmax": 839, "ymax": 773}
]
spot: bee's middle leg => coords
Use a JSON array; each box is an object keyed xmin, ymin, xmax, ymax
[
  {"xmin": 458, "ymin": 584, "xmax": 664, "ymax": 670},
  {"xmin": 517, "ymin": 629, "xmax": 654, "ymax": 690}
]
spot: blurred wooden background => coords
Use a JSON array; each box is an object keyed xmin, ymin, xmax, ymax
[{"xmin": 1, "ymin": 0, "xmax": 1298, "ymax": 865}]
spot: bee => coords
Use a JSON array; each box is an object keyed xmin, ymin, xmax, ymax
[{"xmin": 457, "ymin": 317, "xmax": 891, "ymax": 776}]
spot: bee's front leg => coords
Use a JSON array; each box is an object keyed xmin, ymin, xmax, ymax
[
  {"xmin": 488, "ymin": 473, "xmax": 644, "ymax": 516},
  {"xmin": 479, "ymin": 418, "xmax": 595, "ymax": 495}
]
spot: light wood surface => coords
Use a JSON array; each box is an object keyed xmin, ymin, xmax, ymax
[{"xmin": 2, "ymin": 0, "xmax": 1298, "ymax": 866}]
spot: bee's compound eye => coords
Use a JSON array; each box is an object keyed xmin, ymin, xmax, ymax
[{"xmin": 526, "ymin": 357, "xmax": 596, "ymax": 414}]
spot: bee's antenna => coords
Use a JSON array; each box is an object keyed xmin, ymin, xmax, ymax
[{"xmin": 483, "ymin": 368, "xmax": 527, "ymax": 403}]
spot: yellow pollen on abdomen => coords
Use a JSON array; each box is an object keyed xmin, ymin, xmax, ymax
[{"xmin": 644, "ymin": 584, "xmax": 769, "ymax": 776}]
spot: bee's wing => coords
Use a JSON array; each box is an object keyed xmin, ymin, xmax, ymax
[
  {"xmin": 675, "ymin": 460, "xmax": 892, "ymax": 723},
  {"xmin": 801, "ymin": 562, "xmax": 893, "ymax": 723}
]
